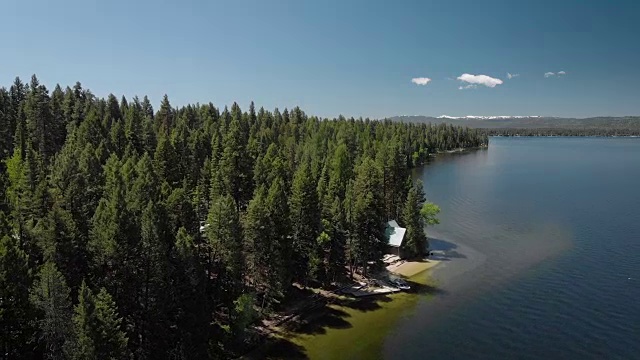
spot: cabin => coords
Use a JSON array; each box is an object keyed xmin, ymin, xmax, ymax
[
  {"xmin": 385, "ymin": 220, "xmax": 406, "ymax": 257},
  {"xmin": 199, "ymin": 221, "xmax": 210, "ymax": 233}
]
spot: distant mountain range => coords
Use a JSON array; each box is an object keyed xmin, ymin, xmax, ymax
[
  {"xmin": 389, "ymin": 115, "xmax": 640, "ymax": 129},
  {"xmin": 436, "ymin": 115, "xmax": 543, "ymax": 120}
]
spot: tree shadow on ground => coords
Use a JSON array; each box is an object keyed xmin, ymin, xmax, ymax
[
  {"xmin": 243, "ymin": 336, "xmax": 309, "ymax": 359},
  {"xmin": 272, "ymin": 287, "xmax": 317, "ymax": 312},
  {"xmin": 333, "ymin": 294, "xmax": 393, "ymax": 312},
  {"xmin": 283, "ymin": 306, "xmax": 352, "ymax": 335},
  {"xmin": 247, "ymin": 266, "xmax": 448, "ymax": 358}
]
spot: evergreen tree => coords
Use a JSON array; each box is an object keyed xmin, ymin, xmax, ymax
[
  {"xmin": 165, "ymin": 184, "xmax": 197, "ymax": 235},
  {"xmin": 186, "ymin": 129, "xmax": 210, "ymax": 188},
  {"xmin": 289, "ymin": 160, "xmax": 321, "ymax": 284},
  {"xmin": 141, "ymin": 95, "xmax": 154, "ymax": 120},
  {"xmin": 69, "ymin": 281, "xmax": 95, "ymax": 359},
  {"xmin": 205, "ymin": 194, "xmax": 244, "ymax": 304},
  {"xmin": 243, "ymin": 186, "xmax": 270, "ymax": 291},
  {"xmin": 244, "ymin": 177, "xmax": 290, "ymax": 306},
  {"xmin": 401, "ymin": 180, "xmax": 440, "ymax": 257},
  {"xmin": 0, "ymin": 88, "xmax": 14, "ymax": 160},
  {"xmin": 8, "ymin": 77, "xmax": 27, "ymax": 150},
  {"xmin": 124, "ymin": 97, "xmax": 144, "ymax": 154},
  {"xmin": 119, "ymin": 95, "xmax": 129, "ymax": 118},
  {"xmin": 401, "ymin": 182, "xmax": 428, "ymax": 258},
  {"xmin": 193, "ymin": 157, "xmax": 212, "ymax": 223},
  {"xmin": 12, "ymin": 103, "xmax": 28, "ymax": 160},
  {"xmin": 156, "ymin": 94, "xmax": 173, "ymax": 135},
  {"xmin": 265, "ymin": 176, "xmax": 292, "ymax": 295},
  {"xmin": 350, "ymin": 157, "xmax": 385, "ymax": 276},
  {"xmin": 70, "ymin": 82, "xmax": 86, "ymax": 126},
  {"xmin": 130, "ymin": 152, "xmax": 159, "ymax": 214},
  {"xmin": 29, "ymin": 262, "xmax": 73, "ymax": 360},
  {"xmin": 171, "ymin": 117, "xmax": 190, "ymax": 180},
  {"xmin": 32, "ymin": 205, "xmax": 84, "ymax": 291},
  {"xmin": 253, "ymin": 143, "xmax": 287, "ymax": 190},
  {"xmin": 218, "ymin": 108, "xmax": 253, "ymax": 210},
  {"xmin": 0, "ymin": 235, "xmax": 36, "ymax": 358},
  {"xmin": 325, "ymin": 143, "xmax": 351, "ymax": 204},
  {"xmin": 325, "ymin": 196, "xmax": 347, "ymax": 282},
  {"xmin": 93, "ymin": 288, "xmax": 128, "ymax": 358},
  {"xmin": 49, "ymin": 84, "xmax": 67, "ymax": 155},
  {"xmin": 170, "ymin": 227, "xmax": 209, "ymax": 359},
  {"xmin": 88, "ymin": 155, "xmax": 131, "ymax": 271},
  {"xmin": 230, "ymin": 293, "xmax": 256, "ymax": 342},
  {"xmin": 70, "ymin": 282, "xmax": 128, "ymax": 360},
  {"xmin": 105, "ymin": 94, "xmax": 122, "ymax": 125},
  {"xmin": 49, "ymin": 140, "xmax": 103, "ymax": 251},
  {"xmin": 24, "ymin": 75, "xmax": 54, "ymax": 162},
  {"xmin": 135, "ymin": 200, "xmax": 172, "ymax": 358},
  {"xmin": 5, "ymin": 145, "xmax": 32, "ymax": 238},
  {"xmin": 109, "ymin": 120, "xmax": 126, "ymax": 158},
  {"xmin": 142, "ymin": 114, "xmax": 157, "ymax": 156},
  {"xmin": 383, "ymin": 140, "xmax": 409, "ymax": 220},
  {"xmin": 88, "ymin": 154, "xmax": 138, "ymax": 328},
  {"xmin": 153, "ymin": 133, "xmax": 179, "ymax": 187}
]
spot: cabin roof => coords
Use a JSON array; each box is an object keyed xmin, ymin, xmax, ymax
[{"xmin": 385, "ymin": 220, "xmax": 406, "ymax": 247}]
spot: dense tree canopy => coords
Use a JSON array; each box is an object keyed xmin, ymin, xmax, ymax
[{"xmin": 0, "ymin": 75, "xmax": 487, "ymax": 358}]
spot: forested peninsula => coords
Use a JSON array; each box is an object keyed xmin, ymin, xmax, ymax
[
  {"xmin": 0, "ymin": 75, "xmax": 487, "ymax": 359},
  {"xmin": 482, "ymin": 128, "xmax": 640, "ymax": 137},
  {"xmin": 392, "ymin": 115, "xmax": 640, "ymax": 136}
]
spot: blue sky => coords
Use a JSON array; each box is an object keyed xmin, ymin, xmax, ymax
[{"xmin": 2, "ymin": 0, "xmax": 639, "ymax": 118}]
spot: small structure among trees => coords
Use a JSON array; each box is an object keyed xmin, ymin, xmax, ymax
[
  {"xmin": 385, "ymin": 220, "xmax": 406, "ymax": 257},
  {"xmin": 388, "ymin": 179, "xmax": 441, "ymax": 259}
]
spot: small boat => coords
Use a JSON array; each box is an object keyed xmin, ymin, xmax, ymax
[{"xmin": 390, "ymin": 278, "xmax": 411, "ymax": 290}]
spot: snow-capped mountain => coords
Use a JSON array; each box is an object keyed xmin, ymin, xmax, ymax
[{"xmin": 437, "ymin": 115, "xmax": 542, "ymax": 120}]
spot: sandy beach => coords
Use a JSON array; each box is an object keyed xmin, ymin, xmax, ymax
[
  {"xmin": 248, "ymin": 236, "xmax": 469, "ymax": 359},
  {"xmin": 386, "ymin": 259, "xmax": 441, "ymax": 278}
]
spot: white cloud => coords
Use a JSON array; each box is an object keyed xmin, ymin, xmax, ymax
[
  {"xmin": 411, "ymin": 77, "xmax": 432, "ymax": 86},
  {"xmin": 456, "ymin": 73, "xmax": 503, "ymax": 88},
  {"xmin": 545, "ymin": 71, "xmax": 567, "ymax": 78},
  {"xmin": 458, "ymin": 84, "xmax": 478, "ymax": 90},
  {"xmin": 507, "ymin": 73, "xmax": 519, "ymax": 79}
]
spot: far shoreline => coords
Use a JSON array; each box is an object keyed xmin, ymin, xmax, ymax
[{"xmin": 489, "ymin": 134, "xmax": 640, "ymax": 138}]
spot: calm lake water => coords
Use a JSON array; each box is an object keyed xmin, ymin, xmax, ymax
[{"xmin": 385, "ymin": 137, "xmax": 640, "ymax": 359}]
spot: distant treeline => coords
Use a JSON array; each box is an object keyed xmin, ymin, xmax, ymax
[
  {"xmin": 0, "ymin": 75, "xmax": 487, "ymax": 359},
  {"xmin": 481, "ymin": 128, "xmax": 640, "ymax": 137},
  {"xmin": 391, "ymin": 115, "xmax": 640, "ymax": 134}
]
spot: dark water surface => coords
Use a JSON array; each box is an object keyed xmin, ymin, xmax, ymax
[{"xmin": 384, "ymin": 137, "xmax": 640, "ymax": 360}]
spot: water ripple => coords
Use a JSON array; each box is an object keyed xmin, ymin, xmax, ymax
[{"xmin": 385, "ymin": 138, "xmax": 640, "ymax": 360}]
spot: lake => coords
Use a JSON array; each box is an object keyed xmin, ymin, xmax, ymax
[
  {"xmin": 275, "ymin": 137, "xmax": 640, "ymax": 360},
  {"xmin": 384, "ymin": 137, "xmax": 640, "ymax": 359}
]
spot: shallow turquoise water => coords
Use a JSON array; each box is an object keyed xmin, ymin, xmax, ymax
[{"xmin": 384, "ymin": 137, "xmax": 640, "ymax": 359}]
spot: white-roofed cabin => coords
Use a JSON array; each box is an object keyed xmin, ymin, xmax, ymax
[{"xmin": 385, "ymin": 220, "xmax": 406, "ymax": 257}]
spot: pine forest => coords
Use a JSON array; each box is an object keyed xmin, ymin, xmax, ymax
[{"xmin": 0, "ymin": 75, "xmax": 487, "ymax": 359}]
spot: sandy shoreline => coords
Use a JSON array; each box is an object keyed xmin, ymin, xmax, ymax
[
  {"xmin": 386, "ymin": 259, "xmax": 441, "ymax": 278},
  {"xmin": 246, "ymin": 235, "xmax": 473, "ymax": 359}
]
